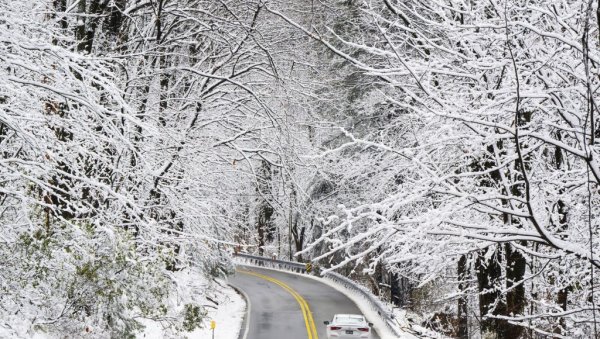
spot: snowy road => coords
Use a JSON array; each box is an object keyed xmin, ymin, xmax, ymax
[{"xmin": 229, "ymin": 266, "xmax": 381, "ymax": 339}]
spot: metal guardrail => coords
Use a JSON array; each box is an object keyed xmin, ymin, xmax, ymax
[
  {"xmin": 233, "ymin": 253, "xmax": 404, "ymax": 337},
  {"xmin": 322, "ymin": 271, "xmax": 404, "ymax": 337},
  {"xmin": 234, "ymin": 252, "xmax": 307, "ymax": 273}
]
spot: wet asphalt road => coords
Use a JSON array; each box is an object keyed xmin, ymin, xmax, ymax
[{"xmin": 229, "ymin": 265, "xmax": 380, "ymax": 339}]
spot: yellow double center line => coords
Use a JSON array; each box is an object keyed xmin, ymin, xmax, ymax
[{"xmin": 240, "ymin": 270, "xmax": 319, "ymax": 339}]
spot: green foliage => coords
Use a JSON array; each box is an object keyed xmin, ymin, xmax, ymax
[
  {"xmin": 182, "ymin": 304, "xmax": 206, "ymax": 332},
  {"xmin": 6, "ymin": 222, "xmax": 172, "ymax": 337},
  {"xmin": 205, "ymin": 255, "xmax": 235, "ymax": 278}
]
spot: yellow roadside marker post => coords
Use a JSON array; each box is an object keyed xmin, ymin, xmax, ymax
[
  {"xmin": 210, "ymin": 320, "xmax": 216, "ymax": 339},
  {"xmin": 305, "ymin": 262, "xmax": 312, "ymax": 273}
]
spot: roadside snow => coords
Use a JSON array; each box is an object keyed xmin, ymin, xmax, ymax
[
  {"xmin": 187, "ymin": 281, "xmax": 245, "ymax": 339},
  {"xmin": 138, "ymin": 272, "xmax": 245, "ymax": 339},
  {"xmin": 19, "ymin": 268, "xmax": 246, "ymax": 339},
  {"xmin": 389, "ymin": 308, "xmax": 451, "ymax": 339}
]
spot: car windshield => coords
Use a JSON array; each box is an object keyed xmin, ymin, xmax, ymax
[{"xmin": 334, "ymin": 315, "xmax": 364, "ymax": 325}]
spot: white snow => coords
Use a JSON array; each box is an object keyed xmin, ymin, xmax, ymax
[
  {"xmin": 138, "ymin": 273, "xmax": 246, "ymax": 339},
  {"xmin": 20, "ymin": 270, "xmax": 246, "ymax": 339},
  {"xmin": 187, "ymin": 283, "xmax": 245, "ymax": 339},
  {"xmin": 389, "ymin": 309, "xmax": 451, "ymax": 339}
]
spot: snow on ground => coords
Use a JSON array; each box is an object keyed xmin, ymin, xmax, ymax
[
  {"xmin": 6, "ymin": 267, "xmax": 245, "ymax": 339},
  {"xmin": 390, "ymin": 308, "xmax": 452, "ymax": 339},
  {"xmin": 139, "ymin": 270, "xmax": 245, "ymax": 339},
  {"xmin": 186, "ymin": 282, "xmax": 245, "ymax": 339}
]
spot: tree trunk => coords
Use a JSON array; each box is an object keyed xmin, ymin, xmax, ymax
[
  {"xmin": 390, "ymin": 272, "xmax": 401, "ymax": 306},
  {"xmin": 76, "ymin": 0, "xmax": 87, "ymax": 52},
  {"xmin": 457, "ymin": 254, "xmax": 469, "ymax": 339},
  {"xmin": 256, "ymin": 160, "xmax": 274, "ymax": 255},
  {"xmin": 292, "ymin": 217, "xmax": 305, "ymax": 262},
  {"xmin": 106, "ymin": 0, "xmax": 126, "ymax": 38},
  {"xmin": 476, "ymin": 246, "xmax": 507, "ymax": 338},
  {"xmin": 505, "ymin": 243, "xmax": 526, "ymax": 339},
  {"xmin": 83, "ymin": 0, "xmax": 105, "ymax": 54}
]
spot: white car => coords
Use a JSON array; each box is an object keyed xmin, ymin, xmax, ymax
[{"xmin": 324, "ymin": 314, "xmax": 373, "ymax": 339}]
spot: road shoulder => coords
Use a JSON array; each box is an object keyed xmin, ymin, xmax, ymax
[{"xmin": 227, "ymin": 283, "xmax": 250, "ymax": 339}]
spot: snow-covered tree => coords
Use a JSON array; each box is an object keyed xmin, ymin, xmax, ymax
[{"xmin": 270, "ymin": 0, "xmax": 600, "ymax": 336}]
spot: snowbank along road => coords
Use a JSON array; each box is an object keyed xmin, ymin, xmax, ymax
[{"xmin": 230, "ymin": 266, "xmax": 381, "ymax": 339}]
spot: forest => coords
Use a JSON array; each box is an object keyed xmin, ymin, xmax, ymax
[{"xmin": 1, "ymin": 0, "xmax": 600, "ymax": 338}]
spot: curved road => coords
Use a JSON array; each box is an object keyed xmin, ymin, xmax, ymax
[{"xmin": 229, "ymin": 265, "xmax": 380, "ymax": 339}]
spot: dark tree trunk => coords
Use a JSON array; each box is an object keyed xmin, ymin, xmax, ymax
[
  {"xmin": 76, "ymin": 0, "xmax": 87, "ymax": 52},
  {"xmin": 256, "ymin": 161, "xmax": 274, "ymax": 255},
  {"xmin": 499, "ymin": 109, "xmax": 531, "ymax": 338},
  {"xmin": 476, "ymin": 247, "xmax": 507, "ymax": 338},
  {"xmin": 372, "ymin": 258, "xmax": 383, "ymax": 297},
  {"xmin": 390, "ymin": 272, "xmax": 401, "ymax": 306},
  {"xmin": 555, "ymin": 286, "xmax": 569, "ymax": 335},
  {"xmin": 106, "ymin": 0, "xmax": 126, "ymax": 37},
  {"xmin": 553, "ymin": 136, "xmax": 570, "ymax": 336},
  {"xmin": 52, "ymin": 0, "xmax": 68, "ymax": 33},
  {"xmin": 505, "ymin": 243, "xmax": 526, "ymax": 339},
  {"xmin": 457, "ymin": 254, "xmax": 469, "ymax": 339},
  {"xmin": 257, "ymin": 201, "xmax": 274, "ymax": 256},
  {"xmin": 156, "ymin": 0, "xmax": 169, "ymax": 127},
  {"xmin": 73, "ymin": 0, "xmax": 108, "ymax": 53},
  {"xmin": 292, "ymin": 217, "xmax": 305, "ymax": 262},
  {"xmin": 83, "ymin": 0, "xmax": 105, "ymax": 54},
  {"xmin": 390, "ymin": 271, "xmax": 412, "ymax": 307}
]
